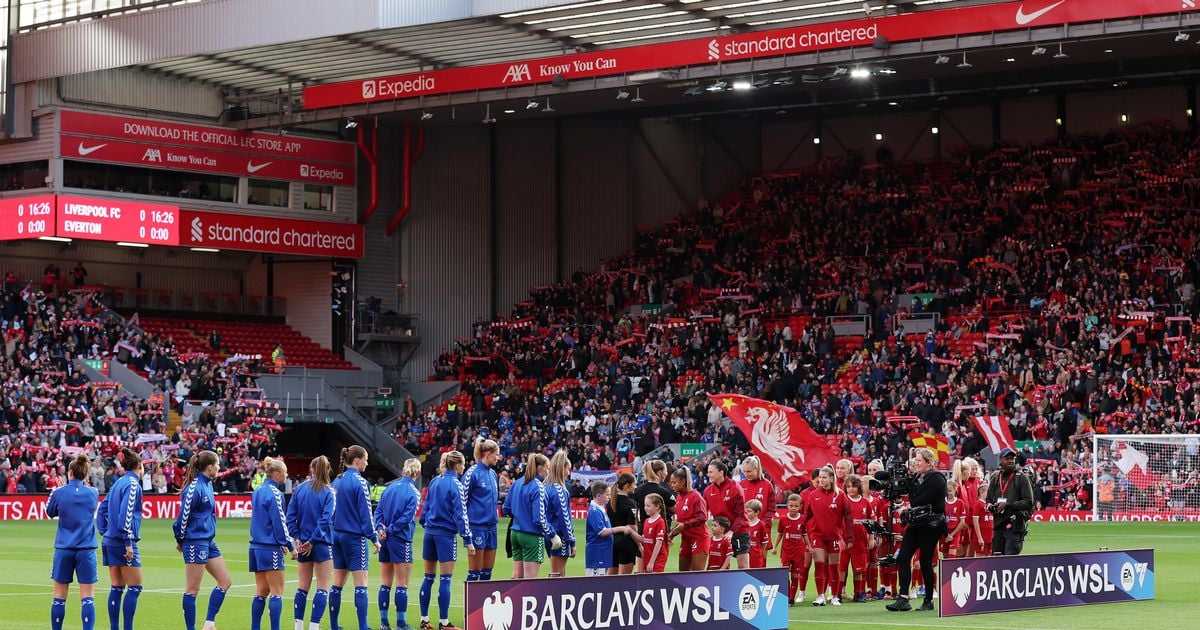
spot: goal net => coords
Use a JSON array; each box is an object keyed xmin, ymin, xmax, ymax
[{"xmin": 1093, "ymin": 434, "xmax": 1200, "ymax": 522}]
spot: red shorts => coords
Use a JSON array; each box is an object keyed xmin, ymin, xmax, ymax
[
  {"xmin": 976, "ymin": 541, "xmax": 992, "ymax": 556},
  {"xmin": 680, "ymin": 533, "xmax": 710, "ymax": 557},
  {"xmin": 780, "ymin": 545, "xmax": 807, "ymax": 565},
  {"xmin": 809, "ymin": 537, "xmax": 843, "ymax": 553}
]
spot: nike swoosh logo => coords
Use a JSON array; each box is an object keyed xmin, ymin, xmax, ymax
[
  {"xmin": 77, "ymin": 142, "xmax": 107, "ymax": 156},
  {"xmin": 1015, "ymin": 0, "xmax": 1066, "ymax": 25},
  {"xmin": 246, "ymin": 161, "xmax": 272, "ymax": 173}
]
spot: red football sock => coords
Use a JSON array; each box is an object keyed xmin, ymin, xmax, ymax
[
  {"xmin": 867, "ymin": 561, "xmax": 879, "ymax": 593},
  {"xmin": 826, "ymin": 560, "xmax": 841, "ymax": 599},
  {"xmin": 814, "ymin": 561, "xmax": 827, "ymax": 596}
]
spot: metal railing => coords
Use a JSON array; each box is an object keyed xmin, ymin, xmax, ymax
[{"xmin": 102, "ymin": 286, "xmax": 286, "ymax": 317}]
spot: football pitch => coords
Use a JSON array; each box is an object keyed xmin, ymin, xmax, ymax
[{"xmin": 0, "ymin": 520, "xmax": 1196, "ymax": 629}]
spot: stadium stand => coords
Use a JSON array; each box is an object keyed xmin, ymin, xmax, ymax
[{"xmin": 398, "ymin": 123, "xmax": 1200, "ymax": 513}]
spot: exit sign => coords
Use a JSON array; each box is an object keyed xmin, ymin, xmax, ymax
[{"xmin": 375, "ymin": 398, "xmax": 396, "ymax": 410}]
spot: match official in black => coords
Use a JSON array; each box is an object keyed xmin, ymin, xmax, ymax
[
  {"xmin": 886, "ymin": 448, "xmax": 946, "ymax": 613},
  {"xmin": 985, "ymin": 447, "xmax": 1034, "ymax": 555}
]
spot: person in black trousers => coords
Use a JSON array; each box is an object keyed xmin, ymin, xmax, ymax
[
  {"xmin": 886, "ymin": 448, "xmax": 947, "ymax": 613},
  {"xmin": 985, "ymin": 447, "xmax": 1034, "ymax": 555}
]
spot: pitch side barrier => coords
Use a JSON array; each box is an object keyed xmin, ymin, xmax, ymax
[
  {"xmin": 938, "ymin": 549, "xmax": 1155, "ymax": 617},
  {"xmin": 465, "ymin": 568, "xmax": 788, "ymax": 630}
]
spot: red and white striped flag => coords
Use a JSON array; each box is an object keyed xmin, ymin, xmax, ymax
[{"xmin": 971, "ymin": 415, "xmax": 1016, "ymax": 455}]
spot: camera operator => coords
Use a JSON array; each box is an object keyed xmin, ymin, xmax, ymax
[
  {"xmin": 885, "ymin": 448, "xmax": 946, "ymax": 613},
  {"xmin": 985, "ymin": 447, "xmax": 1034, "ymax": 555}
]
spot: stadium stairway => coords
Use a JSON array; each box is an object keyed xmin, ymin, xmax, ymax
[{"xmin": 166, "ymin": 408, "xmax": 183, "ymax": 437}]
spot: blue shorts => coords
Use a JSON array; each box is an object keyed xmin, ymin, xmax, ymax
[
  {"xmin": 471, "ymin": 526, "xmax": 498, "ymax": 551},
  {"xmin": 296, "ymin": 543, "xmax": 332, "ymax": 564},
  {"xmin": 52, "ymin": 548, "xmax": 98, "ymax": 584},
  {"xmin": 101, "ymin": 544, "xmax": 141, "ymax": 568},
  {"xmin": 379, "ymin": 538, "xmax": 413, "ymax": 564},
  {"xmin": 332, "ymin": 534, "xmax": 370, "ymax": 572},
  {"xmin": 181, "ymin": 541, "xmax": 222, "ymax": 565},
  {"xmin": 249, "ymin": 548, "xmax": 287, "ymax": 572},
  {"xmin": 422, "ymin": 534, "xmax": 459, "ymax": 563}
]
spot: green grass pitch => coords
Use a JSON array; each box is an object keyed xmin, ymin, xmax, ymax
[{"xmin": 0, "ymin": 520, "xmax": 1196, "ymax": 629}]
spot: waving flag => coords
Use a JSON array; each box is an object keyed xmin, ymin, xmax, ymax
[
  {"xmin": 971, "ymin": 415, "xmax": 1016, "ymax": 455},
  {"xmin": 707, "ymin": 394, "xmax": 840, "ymax": 486},
  {"xmin": 909, "ymin": 432, "xmax": 952, "ymax": 469}
]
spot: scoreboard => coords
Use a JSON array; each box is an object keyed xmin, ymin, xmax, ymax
[
  {"xmin": 56, "ymin": 196, "xmax": 179, "ymax": 246},
  {"xmin": 0, "ymin": 194, "xmax": 179, "ymax": 245},
  {"xmin": 0, "ymin": 195, "xmax": 56, "ymax": 239}
]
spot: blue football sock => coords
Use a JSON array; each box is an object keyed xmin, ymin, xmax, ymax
[
  {"xmin": 51, "ymin": 597, "xmax": 66, "ymax": 630},
  {"xmin": 251, "ymin": 595, "xmax": 266, "ymax": 630},
  {"xmin": 466, "ymin": 570, "xmax": 479, "ymax": 582},
  {"xmin": 438, "ymin": 575, "xmax": 452, "ymax": 623},
  {"xmin": 311, "ymin": 589, "xmax": 328, "ymax": 625},
  {"xmin": 480, "ymin": 569, "xmax": 493, "ymax": 581},
  {"xmin": 182, "ymin": 593, "xmax": 197, "ymax": 630},
  {"xmin": 354, "ymin": 586, "xmax": 369, "ymax": 630},
  {"xmin": 121, "ymin": 586, "xmax": 141, "ymax": 630},
  {"xmin": 268, "ymin": 595, "xmax": 283, "ymax": 630},
  {"xmin": 81, "ymin": 596, "xmax": 96, "ymax": 630},
  {"xmin": 419, "ymin": 574, "xmax": 434, "ymax": 618},
  {"xmin": 394, "ymin": 587, "xmax": 408, "ymax": 628},
  {"xmin": 329, "ymin": 585, "xmax": 342, "ymax": 629},
  {"xmin": 108, "ymin": 586, "xmax": 124, "ymax": 630},
  {"xmin": 378, "ymin": 585, "xmax": 392, "ymax": 626},
  {"xmin": 205, "ymin": 586, "xmax": 227, "ymax": 623},
  {"xmin": 293, "ymin": 588, "xmax": 308, "ymax": 623}
]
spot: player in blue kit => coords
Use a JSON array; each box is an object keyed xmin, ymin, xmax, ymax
[
  {"xmin": 249, "ymin": 458, "xmax": 295, "ymax": 630},
  {"xmin": 544, "ymin": 451, "xmax": 576, "ymax": 578},
  {"xmin": 375, "ymin": 458, "xmax": 421, "ymax": 630},
  {"xmin": 331, "ymin": 445, "xmax": 379, "ymax": 630},
  {"xmin": 287, "ymin": 455, "xmax": 336, "ymax": 630},
  {"xmin": 97, "ymin": 447, "xmax": 144, "ymax": 630},
  {"xmin": 462, "ymin": 438, "xmax": 499, "ymax": 583},
  {"xmin": 418, "ymin": 451, "xmax": 474, "ymax": 630},
  {"xmin": 174, "ymin": 450, "xmax": 232, "ymax": 630},
  {"xmin": 47, "ymin": 453, "xmax": 100, "ymax": 630}
]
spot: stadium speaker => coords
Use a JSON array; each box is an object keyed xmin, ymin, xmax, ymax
[
  {"xmin": 225, "ymin": 105, "xmax": 248, "ymax": 122},
  {"xmin": 552, "ymin": 74, "xmax": 569, "ymax": 88},
  {"xmin": 873, "ymin": 35, "xmax": 891, "ymax": 50}
]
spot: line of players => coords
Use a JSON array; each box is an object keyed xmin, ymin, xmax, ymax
[
  {"xmin": 771, "ymin": 457, "xmax": 996, "ymax": 607},
  {"xmin": 47, "ymin": 441, "xmax": 995, "ymax": 630}
]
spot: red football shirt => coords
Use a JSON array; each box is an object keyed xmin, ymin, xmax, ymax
[
  {"xmin": 803, "ymin": 486, "xmax": 853, "ymax": 546},
  {"xmin": 707, "ymin": 535, "xmax": 733, "ymax": 570},
  {"xmin": 747, "ymin": 518, "xmax": 772, "ymax": 568},
  {"xmin": 777, "ymin": 512, "xmax": 806, "ymax": 560},
  {"xmin": 675, "ymin": 490, "xmax": 709, "ymax": 541},
  {"xmin": 642, "ymin": 515, "xmax": 669, "ymax": 572},
  {"xmin": 845, "ymin": 495, "xmax": 874, "ymax": 552},
  {"xmin": 973, "ymin": 498, "xmax": 994, "ymax": 544},
  {"xmin": 739, "ymin": 478, "xmax": 776, "ymax": 520},
  {"xmin": 704, "ymin": 479, "xmax": 748, "ymax": 535},
  {"xmin": 945, "ymin": 497, "xmax": 970, "ymax": 541}
]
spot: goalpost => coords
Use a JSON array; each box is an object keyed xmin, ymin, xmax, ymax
[{"xmin": 1092, "ymin": 434, "xmax": 1200, "ymax": 522}]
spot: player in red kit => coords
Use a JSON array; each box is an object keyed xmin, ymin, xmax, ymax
[
  {"xmin": 641, "ymin": 493, "xmax": 669, "ymax": 573},
  {"xmin": 744, "ymin": 500, "xmax": 772, "ymax": 568},
  {"xmin": 881, "ymin": 496, "xmax": 908, "ymax": 599},
  {"xmin": 668, "ymin": 468, "xmax": 708, "ymax": 571},
  {"xmin": 953, "ymin": 458, "xmax": 983, "ymax": 557},
  {"xmin": 864, "ymin": 459, "xmax": 886, "ymax": 600},
  {"xmin": 774, "ymin": 494, "xmax": 806, "ymax": 606},
  {"xmin": 795, "ymin": 471, "xmax": 818, "ymax": 602},
  {"xmin": 704, "ymin": 461, "xmax": 749, "ymax": 569},
  {"xmin": 803, "ymin": 466, "xmax": 853, "ymax": 606},
  {"xmin": 839, "ymin": 475, "xmax": 875, "ymax": 602},
  {"xmin": 706, "ymin": 518, "xmax": 733, "ymax": 571},
  {"xmin": 972, "ymin": 484, "xmax": 993, "ymax": 556},
  {"xmin": 943, "ymin": 480, "xmax": 970, "ymax": 558}
]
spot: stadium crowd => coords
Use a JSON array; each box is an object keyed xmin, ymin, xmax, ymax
[
  {"xmin": 0, "ymin": 279, "xmax": 281, "ymax": 496},
  {"xmin": 400, "ymin": 123, "xmax": 1200, "ymax": 512}
]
